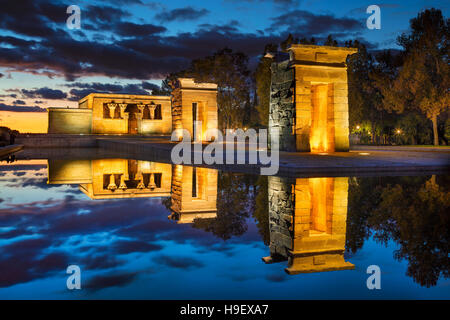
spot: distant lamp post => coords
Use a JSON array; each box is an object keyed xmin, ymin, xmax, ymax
[
  {"xmin": 356, "ymin": 125, "xmax": 360, "ymax": 130},
  {"xmin": 396, "ymin": 129, "xmax": 401, "ymax": 134}
]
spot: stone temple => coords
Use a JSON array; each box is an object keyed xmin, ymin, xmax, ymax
[
  {"xmin": 269, "ymin": 44, "xmax": 357, "ymax": 152},
  {"xmin": 47, "ymin": 159, "xmax": 218, "ymax": 224},
  {"xmin": 47, "ymin": 78, "xmax": 218, "ymax": 142},
  {"xmin": 48, "ymin": 44, "xmax": 356, "ymax": 152}
]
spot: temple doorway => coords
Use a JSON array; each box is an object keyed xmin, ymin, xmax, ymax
[
  {"xmin": 310, "ymin": 84, "xmax": 335, "ymax": 153},
  {"xmin": 125, "ymin": 104, "xmax": 138, "ymax": 134}
]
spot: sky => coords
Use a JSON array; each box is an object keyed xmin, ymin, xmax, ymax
[{"xmin": 0, "ymin": 0, "xmax": 448, "ymax": 132}]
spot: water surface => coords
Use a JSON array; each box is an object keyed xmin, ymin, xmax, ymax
[{"xmin": 0, "ymin": 158, "xmax": 448, "ymax": 299}]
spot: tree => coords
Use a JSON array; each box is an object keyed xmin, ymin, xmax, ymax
[
  {"xmin": 280, "ymin": 33, "xmax": 297, "ymax": 52},
  {"xmin": 380, "ymin": 9, "xmax": 449, "ymax": 145},
  {"xmin": 395, "ymin": 112, "xmax": 433, "ymax": 145},
  {"xmin": 324, "ymin": 34, "xmax": 338, "ymax": 46},
  {"xmin": 151, "ymin": 78, "xmax": 172, "ymax": 96},
  {"xmin": 182, "ymin": 48, "xmax": 251, "ymax": 129},
  {"xmin": 255, "ymin": 44, "xmax": 277, "ymax": 127},
  {"xmin": 346, "ymin": 40, "xmax": 391, "ymax": 144}
]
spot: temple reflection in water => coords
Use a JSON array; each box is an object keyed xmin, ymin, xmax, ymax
[
  {"xmin": 263, "ymin": 176, "xmax": 354, "ymax": 275},
  {"xmin": 47, "ymin": 159, "xmax": 355, "ymax": 275},
  {"xmin": 47, "ymin": 159, "xmax": 217, "ymax": 224}
]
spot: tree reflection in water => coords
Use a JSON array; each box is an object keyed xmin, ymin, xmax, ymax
[
  {"xmin": 347, "ymin": 175, "xmax": 449, "ymax": 287},
  {"xmin": 185, "ymin": 172, "xmax": 448, "ymax": 287},
  {"xmin": 368, "ymin": 175, "xmax": 449, "ymax": 287},
  {"xmin": 192, "ymin": 172, "xmax": 259, "ymax": 240}
]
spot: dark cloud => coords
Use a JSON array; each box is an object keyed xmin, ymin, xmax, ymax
[
  {"xmin": 115, "ymin": 22, "xmax": 167, "ymax": 37},
  {"xmin": 0, "ymin": 0, "xmax": 375, "ymax": 80},
  {"xmin": 83, "ymin": 5, "xmax": 131, "ymax": 26},
  {"xmin": 68, "ymin": 89, "xmax": 96, "ymax": 101},
  {"xmin": 154, "ymin": 255, "xmax": 204, "ymax": 269},
  {"xmin": 66, "ymin": 82, "xmax": 157, "ymax": 100},
  {"xmin": 0, "ymin": 103, "xmax": 46, "ymax": 112},
  {"xmin": 141, "ymin": 81, "xmax": 161, "ymax": 92},
  {"xmin": 112, "ymin": 240, "xmax": 163, "ymax": 254},
  {"xmin": 155, "ymin": 6, "xmax": 209, "ymax": 22},
  {"xmin": 265, "ymin": 273, "xmax": 289, "ymax": 282},
  {"xmin": 268, "ymin": 10, "xmax": 363, "ymax": 37},
  {"xmin": 0, "ymin": 93, "xmax": 17, "ymax": 99},
  {"xmin": 0, "ymin": 0, "xmax": 66, "ymax": 37},
  {"xmin": 21, "ymin": 87, "xmax": 67, "ymax": 100},
  {"xmin": 34, "ymin": 252, "xmax": 68, "ymax": 273},
  {"xmin": 0, "ymin": 35, "xmax": 37, "ymax": 48},
  {"xmin": 0, "ymin": 254, "xmax": 35, "ymax": 287},
  {"xmin": 84, "ymin": 272, "xmax": 138, "ymax": 292},
  {"xmin": 12, "ymin": 100, "xmax": 26, "ymax": 105},
  {"xmin": 81, "ymin": 254, "xmax": 125, "ymax": 270},
  {"xmin": 2, "ymin": 238, "xmax": 52, "ymax": 254}
]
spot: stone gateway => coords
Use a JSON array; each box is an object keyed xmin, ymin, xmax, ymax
[{"xmin": 269, "ymin": 44, "xmax": 357, "ymax": 152}]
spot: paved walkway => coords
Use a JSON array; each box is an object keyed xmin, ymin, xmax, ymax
[
  {"xmin": 94, "ymin": 137, "xmax": 450, "ymax": 176},
  {"xmin": 0, "ymin": 144, "xmax": 23, "ymax": 159}
]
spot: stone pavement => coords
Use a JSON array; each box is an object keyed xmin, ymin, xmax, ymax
[
  {"xmin": 94, "ymin": 137, "xmax": 450, "ymax": 177},
  {"xmin": 0, "ymin": 144, "xmax": 23, "ymax": 159}
]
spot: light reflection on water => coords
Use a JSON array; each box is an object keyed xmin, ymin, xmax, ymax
[{"xmin": 0, "ymin": 158, "xmax": 448, "ymax": 299}]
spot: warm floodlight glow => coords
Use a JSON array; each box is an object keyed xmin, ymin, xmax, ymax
[
  {"xmin": 356, "ymin": 125, "xmax": 360, "ymax": 130},
  {"xmin": 309, "ymin": 178, "xmax": 331, "ymax": 233},
  {"xmin": 359, "ymin": 152, "xmax": 370, "ymax": 155},
  {"xmin": 396, "ymin": 129, "xmax": 401, "ymax": 134},
  {"xmin": 310, "ymin": 84, "xmax": 334, "ymax": 153}
]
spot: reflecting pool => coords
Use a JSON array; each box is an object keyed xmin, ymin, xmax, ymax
[{"xmin": 0, "ymin": 158, "xmax": 448, "ymax": 299}]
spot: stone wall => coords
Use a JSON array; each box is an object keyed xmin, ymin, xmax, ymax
[
  {"xmin": 81, "ymin": 93, "xmax": 172, "ymax": 135},
  {"xmin": 171, "ymin": 78, "xmax": 218, "ymax": 142},
  {"xmin": 48, "ymin": 108, "xmax": 92, "ymax": 134},
  {"xmin": 267, "ymin": 176, "xmax": 295, "ymax": 259},
  {"xmin": 16, "ymin": 133, "xmax": 98, "ymax": 148},
  {"xmin": 268, "ymin": 61, "xmax": 296, "ymax": 152}
]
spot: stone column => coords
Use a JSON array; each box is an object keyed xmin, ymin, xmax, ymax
[
  {"xmin": 137, "ymin": 103, "xmax": 145, "ymax": 115},
  {"xmin": 148, "ymin": 102, "xmax": 156, "ymax": 120},
  {"xmin": 123, "ymin": 112, "xmax": 130, "ymax": 133},
  {"xmin": 107, "ymin": 174, "xmax": 117, "ymax": 190},
  {"xmin": 135, "ymin": 172, "xmax": 145, "ymax": 189},
  {"xmin": 119, "ymin": 103, "xmax": 128, "ymax": 119},
  {"xmin": 137, "ymin": 103, "xmax": 145, "ymax": 134},
  {"xmin": 148, "ymin": 173, "xmax": 156, "ymax": 190},
  {"xmin": 118, "ymin": 174, "xmax": 127, "ymax": 190},
  {"xmin": 107, "ymin": 103, "xmax": 117, "ymax": 119}
]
